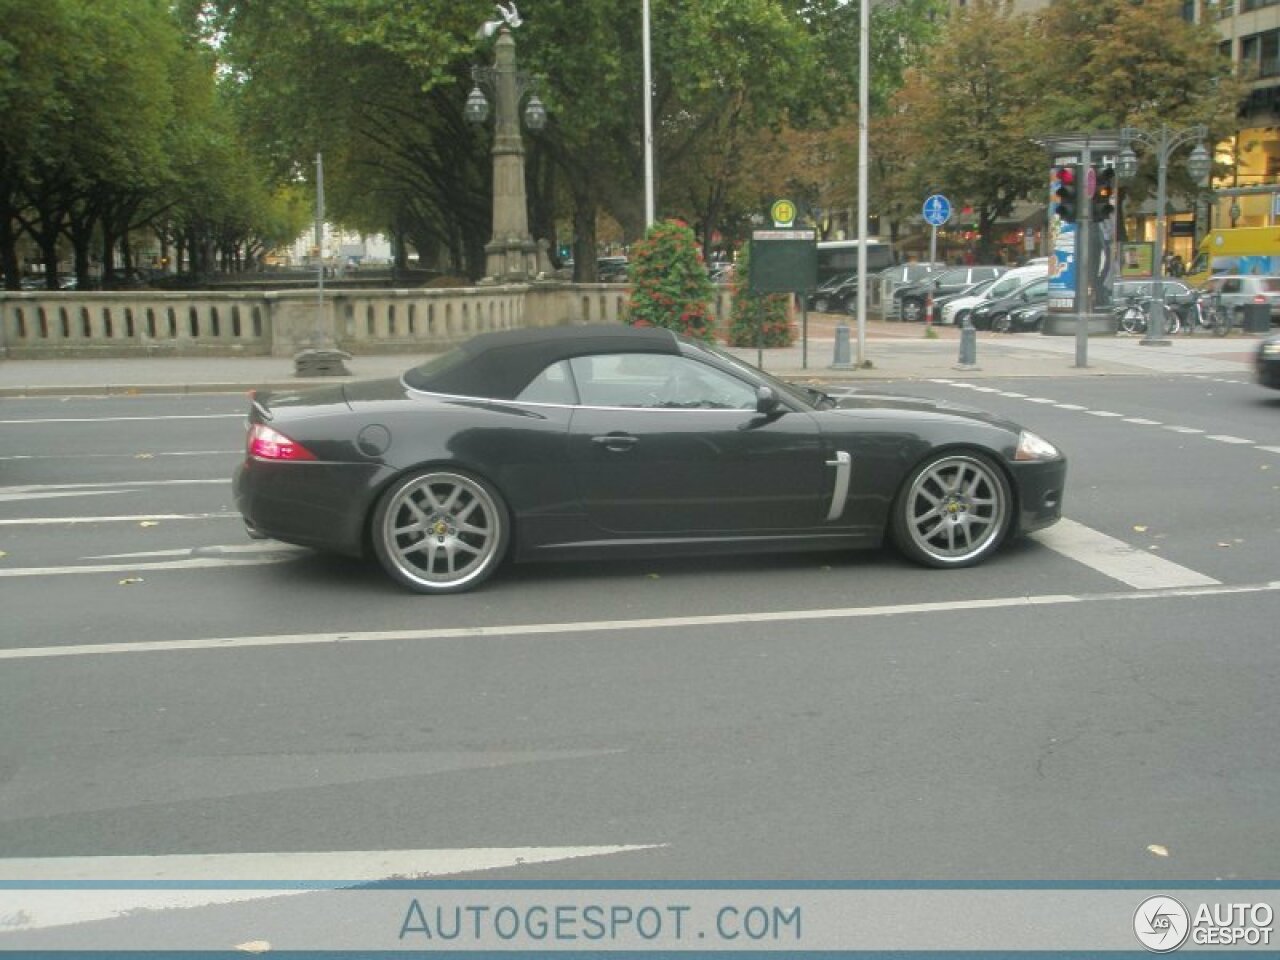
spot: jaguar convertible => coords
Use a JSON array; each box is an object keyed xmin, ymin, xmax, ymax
[{"xmin": 233, "ymin": 324, "xmax": 1066, "ymax": 593}]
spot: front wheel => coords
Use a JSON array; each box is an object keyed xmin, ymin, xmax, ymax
[
  {"xmin": 1120, "ymin": 307, "xmax": 1145, "ymax": 335},
  {"xmin": 1212, "ymin": 309, "xmax": 1231, "ymax": 337},
  {"xmin": 891, "ymin": 451, "xmax": 1013, "ymax": 568},
  {"xmin": 990, "ymin": 313, "xmax": 1012, "ymax": 334},
  {"xmin": 371, "ymin": 468, "xmax": 509, "ymax": 593},
  {"xmin": 813, "ymin": 297, "xmax": 831, "ymax": 313},
  {"xmin": 900, "ymin": 297, "xmax": 924, "ymax": 322}
]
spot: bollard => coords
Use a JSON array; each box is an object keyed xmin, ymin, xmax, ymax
[
  {"xmin": 956, "ymin": 320, "xmax": 978, "ymax": 369},
  {"xmin": 832, "ymin": 322, "xmax": 852, "ymax": 368}
]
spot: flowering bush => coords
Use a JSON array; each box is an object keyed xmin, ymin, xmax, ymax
[
  {"xmin": 624, "ymin": 220, "xmax": 716, "ymax": 342},
  {"xmin": 727, "ymin": 242, "xmax": 795, "ymax": 347}
]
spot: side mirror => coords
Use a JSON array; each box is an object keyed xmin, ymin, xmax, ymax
[{"xmin": 755, "ymin": 386, "xmax": 780, "ymax": 415}]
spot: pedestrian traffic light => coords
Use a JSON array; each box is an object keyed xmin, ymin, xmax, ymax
[
  {"xmin": 1094, "ymin": 166, "xmax": 1116, "ymax": 222},
  {"xmin": 1053, "ymin": 165, "xmax": 1078, "ymax": 223}
]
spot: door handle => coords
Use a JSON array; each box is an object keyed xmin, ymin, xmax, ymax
[{"xmin": 591, "ymin": 433, "xmax": 639, "ymax": 451}]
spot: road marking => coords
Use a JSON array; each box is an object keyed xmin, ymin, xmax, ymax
[
  {"xmin": 0, "ymin": 846, "xmax": 663, "ymax": 932},
  {"xmin": 0, "ymin": 490, "xmax": 125, "ymax": 503},
  {"xmin": 1206, "ymin": 434, "xmax": 1254, "ymax": 444},
  {"xmin": 0, "ymin": 513, "xmax": 238, "ymax": 527},
  {"xmin": 0, "ymin": 479, "xmax": 227, "ymax": 494},
  {"xmin": 1024, "ymin": 397, "xmax": 1057, "ymax": 404},
  {"xmin": 1031, "ymin": 518, "xmax": 1219, "ymax": 590},
  {"xmin": 84, "ymin": 544, "xmax": 304, "ymax": 560},
  {"xmin": 1054, "ymin": 403, "xmax": 1087, "ymax": 410},
  {"xmin": 0, "ymin": 414, "xmax": 243, "ymax": 425},
  {"xmin": 1260, "ymin": 446, "xmax": 1280, "ymax": 455},
  {"xmin": 1085, "ymin": 410, "xmax": 1123, "ymax": 418},
  {"xmin": 1163, "ymin": 425, "xmax": 1204, "ymax": 434},
  {"xmin": 0, "ymin": 555, "xmax": 295, "ymax": 578},
  {"xmin": 6, "ymin": 582, "xmax": 1274, "ymax": 663},
  {"xmin": 1123, "ymin": 417, "xmax": 1162, "ymax": 425},
  {"xmin": 0, "ymin": 451, "xmax": 237, "ymax": 461}
]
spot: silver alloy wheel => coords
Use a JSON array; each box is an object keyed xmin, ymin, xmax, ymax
[
  {"xmin": 901, "ymin": 298, "xmax": 923, "ymax": 322},
  {"xmin": 991, "ymin": 312, "xmax": 1012, "ymax": 334},
  {"xmin": 895, "ymin": 453, "xmax": 1010, "ymax": 567},
  {"xmin": 373, "ymin": 470, "xmax": 506, "ymax": 593}
]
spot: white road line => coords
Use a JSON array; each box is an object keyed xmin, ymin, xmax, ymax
[
  {"xmin": 7, "ymin": 582, "xmax": 1276, "ymax": 663},
  {"xmin": 84, "ymin": 544, "xmax": 304, "ymax": 560},
  {"xmin": 0, "ymin": 513, "xmax": 238, "ymax": 527},
  {"xmin": 0, "ymin": 490, "xmax": 125, "ymax": 503},
  {"xmin": 0, "ymin": 414, "xmax": 243, "ymax": 425},
  {"xmin": 1024, "ymin": 397, "xmax": 1057, "ymax": 404},
  {"xmin": 0, "ymin": 451, "xmax": 238, "ymax": 461},
  {"xmin": 0, "ymin": 846, "xmax": 662, "ymax": 932},
  {"xmin": 0, "ymin": 555, "xmax": 294, "ymax": 578},
  {"xmin": 999, "ymin": 391, "xmax": 1027, "ymax": 398},
  {"xmin": 1206, "ymin": 434, "xmax": 1254, "ymax": 444},
  {"xmin": 1260, "ymin": 446, "xmax": 1280, "ymax": 455},
  {"xmin": 0, "ymin": 479, "xmax": 227, "ymax": 494},
  {"xmin": 1055, "ymin": 403, "xmax": 1087, "ymax": 410},
  {"xmin": 1085, "ymin": 410, "xmax": 1123, "ymax": 418},
  {"xmin": 1124, "ymin": 417, "xmax": 1162, "ymax": 425},
  {"xmin": 1031, "ymin": 518, "xmax": 1220, "ymax": 590},
  {"xmin": 1163, "ymin": 425, "xmax": 1204, "ymax": 434}
]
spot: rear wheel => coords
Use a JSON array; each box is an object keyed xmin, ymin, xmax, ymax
[
  {"xmin": 813, "ymin": 297, "xmax": 831, "ymax": 313},
  {"xmin": 371, "ymin": 469, "xmax": 509, "ymax": 593},
  {"xmin": 891, "ymin": 451, "xmax": 1012, "ymax": 568},
  {"xmin": 901, "ymin": 297, "xmax": 925, "ymax": 322},
  {"xmin": 990, "ymin": 313, "xmax": 1012, "ymax": 334},
  {"xmin": 1120, "ymin": 306, "xmax": 1145, "ymax": 335}
]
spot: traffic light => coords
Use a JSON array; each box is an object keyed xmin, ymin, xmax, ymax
[
  {"xmin": 1053, "ymin": 165, "xmax": 1078, "ymax": 223},
  {"xmin": 1094, "ymin": 165, "xmax": 1116, "ymax": 222}
]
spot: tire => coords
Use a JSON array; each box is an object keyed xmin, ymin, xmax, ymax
[
  {"xmin": 891, "ymin": 451, "xmax": 1012, "ymax": 568},
  {"xmin": 813, "ymin": 297, "xmax": 831, "ymax": 313},
  {"xmin": 990, "ymin": 313, "xmax": 1012, "ymax": 334},
  {"xmin": 901, "ymin": 297, "xmax": 924, "ymax": 322},
  {"xmin": 1163, "ymin": 309, "xmax": 1182, "ymax": 335},
  {"xmin": 371, "ymin": 468, "xmax": 509, "ymax": 594},
  {"xmin": 1212, "ymin": 308, "xmax": 1230, "ymax": 336},
  {"xmin": 1120, "ymin": 307, "xmax": 1145, "ymax": 335},
  {"xmin": 954, "ymin": 309, "xmax": 970, "ymax": 327}
]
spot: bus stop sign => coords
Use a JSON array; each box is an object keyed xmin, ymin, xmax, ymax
[{"xmin": 749, "ymin": 228, "xmax": 818, "ymax": 294}]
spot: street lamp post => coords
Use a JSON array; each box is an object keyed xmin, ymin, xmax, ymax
[
  {"xmin": 466, "ymin": 13, "xmax": 547, "ymax": 283},
  {"xmin": 1117, "ymin": 124, "xmax": 1211, "ymax": 345}
]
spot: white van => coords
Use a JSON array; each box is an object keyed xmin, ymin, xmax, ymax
[{"xmin": 941, "ymin": 259, "xmax": 1048, "ymax": 325}]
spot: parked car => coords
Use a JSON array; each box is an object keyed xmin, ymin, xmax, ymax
[
  {"xmin": 928, "ymin": 277, "xmax": 999, "ymax": 324},
  {"xmin": 1258, "ymin": 333, "xmax": 1280, "ymax": 389},
  {"xmin": 233, "ymin": 324, "xmax": 1066, "ymax": 593},
  {"xmin": 597, "ymin": 257, "xmax": 629, "ymax": 282},
  {"xmin": 896, "ymin": 266, "xmax": 1006, "ymax": 322},
  {"xmin": 877, "ymin": 262, "xmax": 947, "ymax": 318},
  {"xmin": 807, "ymin": 272, "xmax": 858, "ymax": 313},
  {"xmin": 1203, "ymin": 274, "xmax": 1280, "ymax": 326},
  {"xmin": 1005, "ymin": 302, "xmax": 1048, "ymax": 332},
  {"xmin": 970, "ymin": 277, "xmax": 1049, "ymax": 332},
  {"xmin": 941, "ymin": 262, "xmax": 1047, "ymax": 326}
]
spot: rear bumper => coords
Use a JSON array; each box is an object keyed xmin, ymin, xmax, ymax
[{"xmin": 233, "ymin": 458, "xmax": 391, "ymax": 556}]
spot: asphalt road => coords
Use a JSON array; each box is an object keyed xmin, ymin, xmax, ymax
[{"xmin": 2, "ymin": 372, "xmax": 1278, "ymax": 921}]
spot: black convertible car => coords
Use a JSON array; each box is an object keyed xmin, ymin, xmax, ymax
[{"xmin": 233, "ymin": 325, "xmax": 1066, "ymax": 593}]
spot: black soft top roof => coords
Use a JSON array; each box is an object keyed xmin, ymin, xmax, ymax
[{"xmin": 402, "ymin": 323, "xmax": 681, "ymax": 399}]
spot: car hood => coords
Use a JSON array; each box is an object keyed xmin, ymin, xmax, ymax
[{"xmin": 829, "ymin": 390, "xmax": 1019, "ymax": 429}]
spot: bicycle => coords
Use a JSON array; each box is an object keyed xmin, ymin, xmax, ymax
[
  {"xmin": 1116, "ymin": 295, "xmax": 1150, "ymax": 335},
  {"xmin": 1177, "ymin": 289, "xmax": 1225, "ymax": 335}
]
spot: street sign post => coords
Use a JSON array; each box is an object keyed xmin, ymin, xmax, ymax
[{"xmin": 922, "ymin": 194, "xmax": 951, "ymax": 265}]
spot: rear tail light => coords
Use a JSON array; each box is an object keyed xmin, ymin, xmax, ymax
[
  {"xmin": 247, "ymin": 423, "xmax": 317, "ymax": 461},
  {"xmin": 1254, "ymin": 294, "xmax": 1267, "ymax": 304}
]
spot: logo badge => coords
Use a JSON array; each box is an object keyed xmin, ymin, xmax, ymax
[{"xmin": 1134, "ymin": 896, "xmax": 1190, "ymax": 953}]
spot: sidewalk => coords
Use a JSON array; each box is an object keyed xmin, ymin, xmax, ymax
[{"xmin": 0, "ymin": 318, "xmax": 1263, "ymax": 397}]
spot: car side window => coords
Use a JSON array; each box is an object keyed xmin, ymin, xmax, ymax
[
  {"xmin": 568, "ymin": 353, "xmax": 757, "ymax": 410},
  {"xmin": 516, "ymin": 360, "xmax": 578, "ymax": 405}
]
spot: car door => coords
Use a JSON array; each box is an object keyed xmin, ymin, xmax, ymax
[{"xmin": 565, "ymin": 351, "xmax": 828, "ymax": 535}]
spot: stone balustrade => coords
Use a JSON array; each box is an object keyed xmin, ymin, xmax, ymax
[{"xmin": 0, "ymin": 282, "xmax": 737, "ymax": 360}]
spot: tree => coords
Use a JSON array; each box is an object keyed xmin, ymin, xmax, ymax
[{"xmin": 908, "ymin": 2, "xmax": 1044, "ymax": 261}]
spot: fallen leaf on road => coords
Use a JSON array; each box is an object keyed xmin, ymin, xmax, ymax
[
  {"xmin": 139, "ymin": 521, "xmax": 159, "ymax": 528},
  {"xmin": 646, "ymin": 573, "xmax": 660, "ymax": 580},
  {"xmin": 134, "ymin": 453, "xmax": 154, "ymax": 460},
  {"xmin": 1147, "ymin": 844, "xmax": 1170, "ymax": 858},
  {"xmin": 118, "ymin": 578, "xmax": 145, "ymax": 585},
  {"xmin": 0, "ymin": 550, "xmax": 7, "ymax": 559},
  {"xmin": 1133, "ymin": 525, "xmax": 1148, "ymax": 533},
  {"xmin": 234, "ymin": 942, "xmax": 271, "ymax": 954},
  {"xmin": 1217, "ymin": 542, "xmax": 1232, "ymax": 548}
]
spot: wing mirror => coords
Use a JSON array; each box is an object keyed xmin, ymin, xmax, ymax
[{"xmin": 756, "ymin": 386, "xmax": 781, "ymax": 414}]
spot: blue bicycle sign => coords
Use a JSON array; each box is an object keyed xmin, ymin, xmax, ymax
[{"xmin": 923, "ymin": 194, "xmax": 952, "ymax": 227}]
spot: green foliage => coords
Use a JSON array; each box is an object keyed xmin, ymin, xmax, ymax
[
  {"xmin": 624, "ymin": 220, "xmax": 716, "ymax": 341},
  {"xmin": 727, "ymin": 242, "xmax": 794, "ymax": 348}
]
